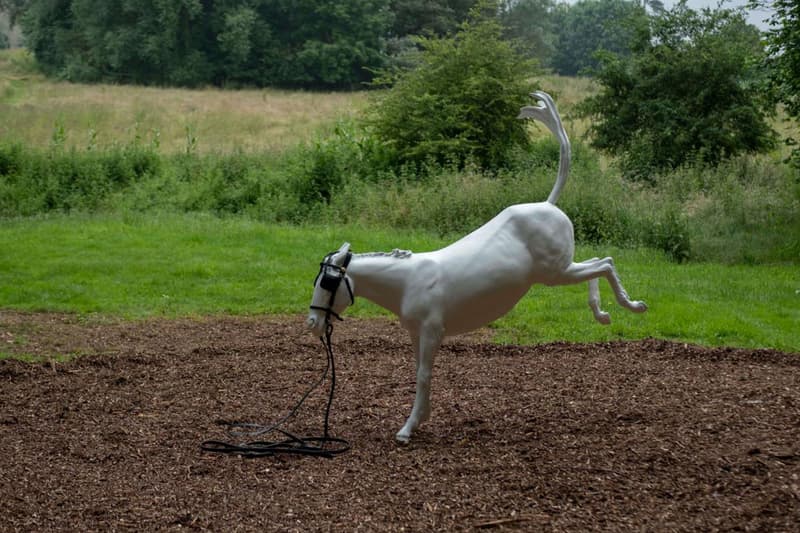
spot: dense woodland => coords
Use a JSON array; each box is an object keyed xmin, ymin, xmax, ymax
[{"xmin": 0, "ymin": 0, "xmax": 656, "ymax": 88}]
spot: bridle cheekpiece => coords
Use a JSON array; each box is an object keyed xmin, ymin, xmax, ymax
[{"xmin": 310, "ymin": 251, "xmax": 354, "ymax": 323}]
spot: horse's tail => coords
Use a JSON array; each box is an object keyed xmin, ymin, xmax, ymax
[{"xmin": 517, "ymin": 91, "xmax": 571, "ymax": 205}]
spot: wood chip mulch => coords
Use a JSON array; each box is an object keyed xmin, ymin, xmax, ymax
[{"xmin": 1, "ymin": 311, "xmax": 798, "ymax": 531}]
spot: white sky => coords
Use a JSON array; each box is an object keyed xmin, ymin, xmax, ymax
[
  {"xmin": 561, "ymin": 1, "xmax": 775, "ymax": 30},
  {"xmin": 664, "ymin": 1, "xmax": 775, "ymax": 29}
]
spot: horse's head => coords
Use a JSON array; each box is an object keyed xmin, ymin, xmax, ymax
[{"xmin": 307, "ymin": 242, "xmax": 355, "ymax": 337}]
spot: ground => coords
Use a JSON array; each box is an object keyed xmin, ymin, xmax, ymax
[{"xmin": 1, "ymin": 311, "xmax": 799, "ymax": 531}]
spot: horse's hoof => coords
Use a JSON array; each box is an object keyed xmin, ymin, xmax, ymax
[{"xmin": 395, "ymin": 432, "xmax": 411, "ymax": 445}]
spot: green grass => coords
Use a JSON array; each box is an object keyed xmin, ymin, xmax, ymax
[
  {"xmin": 495, "ymin": 247, "xmax": 800, "ymax": 352},
  {"xmin": 1, "ymin": 48, "xmax": 796, "ymax": 357},
  {"xmin": 1, "ymin": 213, "xmax": 797, "ymax": 353},
  {"xmin": 0, "ymin": 213, "xmax": 444, "ymax": 317}
]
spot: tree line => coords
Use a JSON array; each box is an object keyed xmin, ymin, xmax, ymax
[
  {"xmin": 3, "ymin": 0, "xmax": 659, "ymax": 88},
  {"xmin": 2, "ymin": 0, "xmax": 797, "ymax": 171}
]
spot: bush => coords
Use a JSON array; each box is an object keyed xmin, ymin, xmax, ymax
[
  {"xmin": 0, "ymin": 141, "xmax": 160, "ymax": 216},
  {"xmin": 2, "ymin": 126, "xmax": 797, "ymax": 265},
  {"xmin": 579, "ymin": 3, "xmax": 775, "ymax": 180},
  {"xmin": 677, "ymin": 157, "xmax": 800, "ymax": 263},
  {"xmin": 368, "ymin": 0, "xmax": 538, "ymax": 173},
  {"xmin": 641, "ymin": 207, "xmax": 691, "ymax": 263},
  {"xmin": 181, "ymin": 154, "xmax": 262, "ymax": 214},
  {"xmin": 284, "ymin": 119, "xmax": 394, "ymax": 213}
]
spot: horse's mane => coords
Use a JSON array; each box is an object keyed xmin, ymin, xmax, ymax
[{"xmin": 355, "ymin": 249, "xmax": 413, "ymax": 259}]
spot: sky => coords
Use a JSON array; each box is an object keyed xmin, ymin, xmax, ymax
[
  {"xmin": 656, "ymin": 1, "xmax": 774, "ymax": 30},
  {"xmin": 561, "ymin": 1, "xmax": 776, "ymax": 30}
]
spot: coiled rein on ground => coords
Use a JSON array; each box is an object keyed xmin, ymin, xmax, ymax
[{"xmin": 200, "ymin": 323, "xmax": 350, "ymax": 459}]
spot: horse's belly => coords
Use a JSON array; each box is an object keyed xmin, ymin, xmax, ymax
[{"xmin": 442, "ymin": 281, "xmax": 531, "ymax": 336}]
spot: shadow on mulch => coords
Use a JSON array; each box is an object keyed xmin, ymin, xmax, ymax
[{"xmin": 1, "ymin": 311, "xmax": 799, "ymax": 531}]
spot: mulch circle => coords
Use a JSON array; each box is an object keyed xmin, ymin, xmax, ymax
[{"xmin": 2, "ymin": 311, "xmax": 799, "ymax": 531}]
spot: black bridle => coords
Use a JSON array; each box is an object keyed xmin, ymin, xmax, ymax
[{"xmin": 309, "ymin": 251, "xmax": 354, "ymax": 323}]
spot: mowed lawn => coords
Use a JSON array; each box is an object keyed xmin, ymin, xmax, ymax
[{"xmin": 1, "ymin": 213, "xmax": 797, "ymax": 353}]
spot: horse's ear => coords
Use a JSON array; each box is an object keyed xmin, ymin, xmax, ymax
[{"xmin": 338, "ymin": 242, "xmax": 351, "ymax": 255}]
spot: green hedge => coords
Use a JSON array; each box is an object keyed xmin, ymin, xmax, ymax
[{"xmin": 1, "ymin": 131, "xmax": 797, "ymax": 264}]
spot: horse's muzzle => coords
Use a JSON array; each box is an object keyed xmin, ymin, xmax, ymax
[{"xmin": 306, "ymin": 314, "xmax": 325, "ymax": 336}]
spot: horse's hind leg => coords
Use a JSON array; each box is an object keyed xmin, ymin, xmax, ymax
[
  {"xmin": 579, "ymin": 257, "xmax": 611, "ymax": 324},
  {"xmin": 562, "ymin": 257, "xmax": 647, "ymax": 314},
  {"xmin": 588, "ymin": 278, "xmax": 611, "ymax": 324}
]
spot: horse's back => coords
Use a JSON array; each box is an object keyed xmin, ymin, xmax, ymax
[
  {"xmin": 437, "ymin": 202, "xmax": 573, "ymax": 269},
  {"xmin": 410, "ymin": 203, "xmax": 575, "ymax": 335}
]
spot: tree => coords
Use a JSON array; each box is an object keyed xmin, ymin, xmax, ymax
[
  {"xmin": 389, "ymin": 0, "xmax": 474, "ymax": 37},
  {"xmin": 498, "ymin": 0, "xmax": 557, "ymax": 66},
  {"xmin": 20, "ymin": 0, "xmax": 392, "ymax": 89},
  {"xmin": 0, "ymin": 0, "xmax": 28, "ymax": 25},
  {"xmin": 19, "ymin": 0, "xmax": 73, "ymax": 77},
  {"xmin": 551, "ymin": 0, "xmax": 648, "ymax": 76},
  {"xmin": 21, "ymin": 0, "xmax": 213, "ymax": 85},
  {"xmin": 752, "ymin": 0, "xmax": 800, "ymax": 166},
  {"xmin": 385, "ymin": 0, "xmax": 475, "ymax": 73},
  {"xmin": 69, "ymin": 0, "xmax": 212, "ymax": 86},
  {"xmin": 262, "ymin": 0, "xmax": 392, "ymax": 88},
  {"xmin": 369, "ymin": 0, "xmax": 538, "ymax": 171},
  {"xmin": 637, "ymin": 0, "xmax": 663, "ymax": 14},
  {"xmin": 579, "ymin": 2, "xmax": 775, "ymax": 179}
]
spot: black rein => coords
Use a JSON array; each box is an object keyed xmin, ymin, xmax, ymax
[{"xmin": 199, "ymin": 250, "xmax": 354, "ymax": 459}]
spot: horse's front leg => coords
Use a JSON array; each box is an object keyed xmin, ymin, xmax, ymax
[{"xmin": 396, "ymin": 326, "xmax": 443, "ymax": 444}]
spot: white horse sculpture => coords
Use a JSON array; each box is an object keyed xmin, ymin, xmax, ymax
[{"xmin": 307, "ymin": 91, "xmax": 647, "ymax": 443}]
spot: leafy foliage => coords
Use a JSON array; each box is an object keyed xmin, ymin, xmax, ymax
[
  {"xmin": 13, "ymin": 0, "xmax": 693, "ymax": 88},
  {"xmin": 368, "ymin": 0, "xmax": 538, "ymax": 171},
  {"xmin": 0, "ymin": 140, "xmax": 159, "ymax": 215},
  {"xmin": 579, "ymin": 2, "xmax": 775, "ymax": 179},
  {"xmin": 14, "ymin": 0, "xmax": 736, "ymax": 90},
  {"xmin": 1, "ymin": 124, "xmax": 798, "ymax": 264},
  {"xmin": 0, "ymin": 0, "xmax": 26, "ymax": 25},
  {"xmin": 498, "ymin": 0, "xmax": 557, "ymax": 66},
  {"xmin": 754, "ymin": 0, "xmax": 800, "ymax": 166},
  {"xmin": 389, "ymin": 0, "xmax": 475, "ymax": 37},
  {"xmin": 551, "ymin": 0, "xmax": 648, "ymax": 76},
  {"xmin": 20, "ymin": 0, "xmax": 392, "ymax": 88}
]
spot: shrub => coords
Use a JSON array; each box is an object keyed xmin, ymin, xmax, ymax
[
  {"xmin": 0, "ymin": 141, "xmax": 161, "ymax": 216},
  {"xmin": 368, "ymin": 0, "xmax": 538, "ymax": 173},
  {"xmin": 287, "ymin": 119, "xmax": 393, "ymax": 209},
  {"xmin": 181, "ymin": 154, "xmax": 260, "ymax": 214},
  {"xmin": 641, "ymin": 207, "xmax": 691, "ymax": 263},
  {"xmin": 677, "ymin": 157, "xmax": 800, "ymax": 263},
  {"xmin": 556, "ymin": 154, "xmax": 637, "ymax": 248},
  {"xmin": 579, "ymin": 3, "xmax": 775, "ymax": 180},
  {"xmin": 104, "ymin": 146, "xmax": 160, "ymax": 186}
]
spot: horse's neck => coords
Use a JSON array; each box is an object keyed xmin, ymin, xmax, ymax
[{"xmin": 349, "ymin": 254, "xmax": 412, "ymax": 316}]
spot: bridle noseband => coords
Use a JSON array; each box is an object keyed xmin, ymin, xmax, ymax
[{"xmin": 310, "ymin": 251, "xmax": 354, "ymax": 323}]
